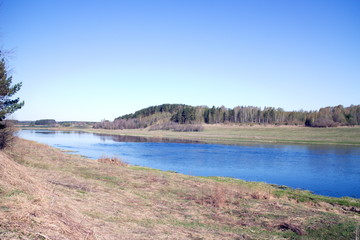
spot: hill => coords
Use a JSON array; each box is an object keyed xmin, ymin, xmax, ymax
[
  {"xmin": 95, "ymin": 103, "xmax": 204, "ymax": 131},
  {"xmin": 115, "ymin": 104, "xmax": 189, "ymax": 120},
  {"xmin": 94, "ymin": 104, "xmax": 360, "ymax": 130}
]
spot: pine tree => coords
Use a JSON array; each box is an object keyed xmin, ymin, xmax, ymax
[{"xmin": 0, "ymin": 55, "xmax": 24, "ymax": 123}]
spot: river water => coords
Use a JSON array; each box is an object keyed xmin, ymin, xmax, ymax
[{"xmin": 19, "ymin": 129, "xmax": 360, "ymax": 198}]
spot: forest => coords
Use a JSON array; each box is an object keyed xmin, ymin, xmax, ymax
[{"xmin": 93, "ymin": 104, "xmax": 360, "ymax": 130}]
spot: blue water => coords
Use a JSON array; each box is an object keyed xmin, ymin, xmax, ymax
[{"xmin": 18, "ymin": 129, "xmax": 360, "ymax": 198}]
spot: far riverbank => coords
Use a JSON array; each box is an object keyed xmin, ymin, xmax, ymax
[{"xmin": 21, "ymin": 125, "xmax": 360, "ymax": 146}]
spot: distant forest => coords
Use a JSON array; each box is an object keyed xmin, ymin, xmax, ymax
[{"xmin": 93, "ymin": 104, "xmax": 360, "ymax": 130}]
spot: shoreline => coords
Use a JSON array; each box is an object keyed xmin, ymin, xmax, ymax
[{"xmin": 20, "ymin": 125, "xmax": 360, "ymax": 146}]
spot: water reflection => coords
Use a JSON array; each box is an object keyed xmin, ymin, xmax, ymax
[
  {"xmin": 95, "ymin": 133, "xmax": 200, "ymax": 144},
  {"xmin": 25, "ymin": 130, "xmax": 84, "ymax": 135}
]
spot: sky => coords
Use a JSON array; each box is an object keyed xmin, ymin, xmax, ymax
[{"xmin": 0, "ymin": 0, "xmax": 359, "ymax": 121}]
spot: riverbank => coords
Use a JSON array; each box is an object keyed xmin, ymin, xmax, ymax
[
  {"xmin": 23, "ymin": 125, "xmax": 360, "ymax": 146},
  {"xmin": 1, "ymin": 138, "xmax": 359, "ymax": 239}
]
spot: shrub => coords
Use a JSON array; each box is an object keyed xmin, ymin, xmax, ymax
[
  {"xmin": 97, "ymin": 157, "xmax": 128, "ymax": 167},
  {"xmin": 305, "ymin": 118, "xmax": 313, "ymax": 127},
  {"xmin": 149, "ymin": 122, "xmax": 204, "ymax": 132},
  {"xmin": 0, "ymin": 120, "xmax": 15, "ymax": 149},
  {"xmin": 312, "ymin": 118, "xmax": 340, "ymax": 128}
]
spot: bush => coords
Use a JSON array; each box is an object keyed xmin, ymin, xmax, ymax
[
  {"xmin": 0, "ymin": 120, "xmax": 15, "ymax": 149},
  {"xmin": 312, "ymin": 118, "xmax": 340, "ymax": 128},
  {"xmin": 305, "ymin": 118, "xmax": 313, "ymax": 127},
  {"xmin": 97, "ymin": 157, "xmax": 128, "ymax": 167},
  {"xmin": 149, "ymin": 122, "xmax": 204, "ymax": 132},
  {"xmin": 172, "ymin": 124, "xmax": 204, "ymax": 132}
]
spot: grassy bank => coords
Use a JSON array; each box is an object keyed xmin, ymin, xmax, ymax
[
  {"xmin": 0, "ymin": 138, "xmax": 359, "ymax": 239},
  {"xmin": 56, "ymin": 125, "xmax": 360, "ymax": 146}
]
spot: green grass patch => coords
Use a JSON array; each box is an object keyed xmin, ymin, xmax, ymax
[
  {"xmin": 77, "ymin": 190, "xmax": 87, "ymax": 194},
  {"xmin": 128, "ymin": 166, "xmax": 159, "ymax": 172},
  {"xmin": 304, "ymin": 221, "xmax": 358, "ymax": 240},
  {"xmin": 170, "ymin": 219, "xmax": 209, "ymax": 229},
  {"xmin": 201, "ymin": 176, "xmax": 246, "ymax": 183},
  {"xmin": 0, "ymin": 206, "xmax": 10, "ymax": 211},
  {"xmin": 28, "ymin": 162, "xmax": 50, "ymax": 169},
  {"xmin": 5, "ymin": 189, "xmax": 24, "ymax": 197},
  {"xmin": 11, "ymin": 157, "xmax": 50, "ymax": 170},
  {"xmin": 77, "ymin": 169, "xmax": 122, "ymax": 187},
  {"xmin": 168, "ymin": 218, "xmax": 277, "ymax": 238},
  {"xmin": 274, "ymin": 188, "xmax": 360, "ymax": 207}
]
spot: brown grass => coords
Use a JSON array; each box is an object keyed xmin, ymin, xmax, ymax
[
  {"xmin": 97, "ymin": 156, "xmax": 128, "ymax": 167},
  {"xmin": 0, "ymin": 138, "xmax": 359, "ymax": 239}
]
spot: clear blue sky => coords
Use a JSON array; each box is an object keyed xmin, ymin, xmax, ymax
[{"xmin": 1, "ymin": 0, "xmax": 359, "ymax": 121}]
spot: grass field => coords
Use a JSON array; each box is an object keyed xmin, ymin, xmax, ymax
[
  {"xmin": 79, "ymin": 125, "xmax": 360, "ymax": 146},
  {"xmin": 0, "ymin": 138, "xmax": 359, "ymax": 239}
]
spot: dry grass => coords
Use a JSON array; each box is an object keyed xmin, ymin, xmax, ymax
[
  {"xmin": 0, "ymin": 138, "xmax": 359, "ymax": 239},
  {"xmin": 97, "ymin": 156, "xmax": 128, "ymax": 167}
]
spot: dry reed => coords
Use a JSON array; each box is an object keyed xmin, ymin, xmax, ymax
[{"xmin": 97, "ymin": 156, "xmax": 128, "ymax": 167}]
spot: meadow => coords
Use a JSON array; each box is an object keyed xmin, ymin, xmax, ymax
[{"xmin": 85, "ymin": 125, "xmax": 360, "ymax": 146}]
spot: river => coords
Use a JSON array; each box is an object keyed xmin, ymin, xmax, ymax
[{"xmin": 18, "ymin": 129, "xmax": 360, "ymax": 198}]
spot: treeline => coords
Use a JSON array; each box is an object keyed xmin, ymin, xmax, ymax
[
  {"xmin": 95, "ymin": 104, "xmax": 360, "ymax": 130},
  {"xmin": 94, "ymin": 112, "xmax": 172, "ymax": 130},
  {"xmin": 170, "ymin": 105, "xmax": 360, "ymax": 127},
  {"xmin": 116, "ymin": 104, "xmax": 188, "ymax": 120},
  {"xmin": 306, "ymin": 105, "xmax": 360, "ymax": 127},
  {"xmin": 94, "ymin": 119, "xmax": 149, "ymax": 130},
  {"xmin": 35, "ymin": 119, "xmax": 56, "ymax": 126},
  {"xmin": 19, "ymin": 120, "xmax": 96, "ymax": 128}
]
